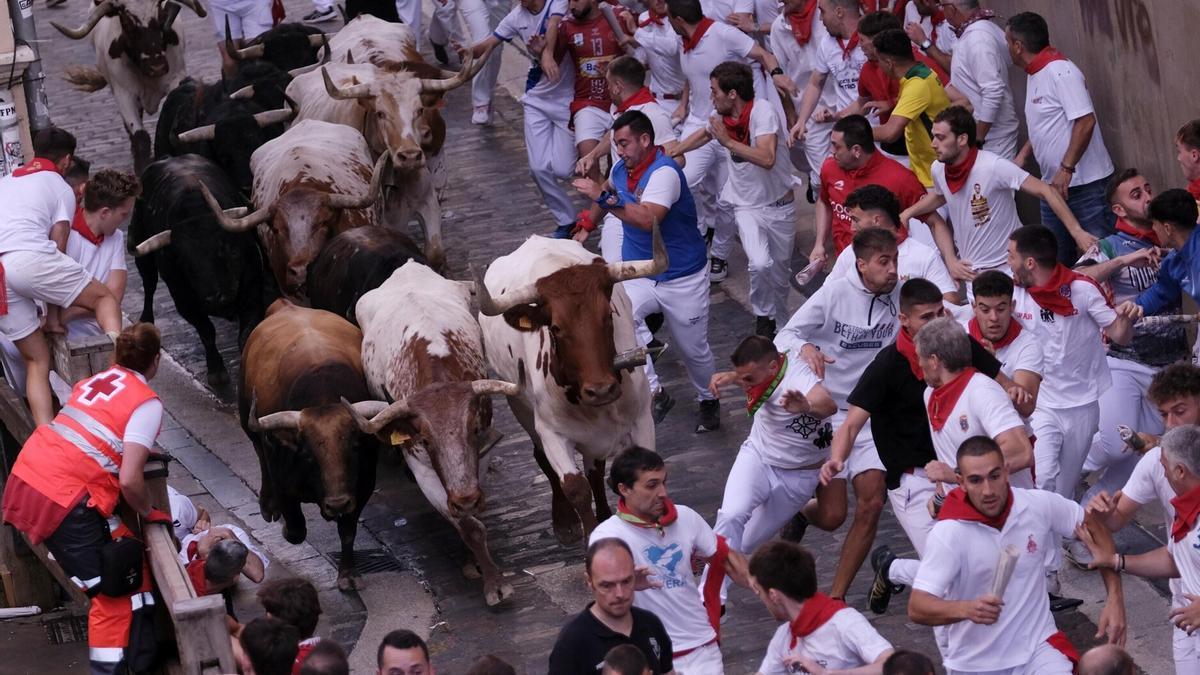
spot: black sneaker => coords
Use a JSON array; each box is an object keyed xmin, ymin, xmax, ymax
[
  {"xmin": 755, "ymin": 316, "xmax": 776, "ymax": 339},
  {"xmin": 651, "ymin": 390, "xmax": 675, "ymax": 424},
  {"xmin": 697, "ymin": 399, "xmax": 720, "ymax": 433},
  {"xmin": 709, "ymin": 257, "xmax": 728, "ymax": 283},
  {"xmin": 1048, "ymin": 593, "xmax": 1084, "ymax": 613},
  {"xmin": 868, "ymin": 545, "xmax": 905, "ymax": 615},
  {"xmin": 431, "ymin": 42, "xmax": 450, "ymax": 65},
  {"xmin": 806, "ymin": 182, "xmax": 816, "ymax": 204},
  {"xmin": 780, "ymin": 512, "xmax": 809, "ymax": 542},
  {"xmin": 302, "ymin": 7, "xmax": 337, "ymax": 22}
]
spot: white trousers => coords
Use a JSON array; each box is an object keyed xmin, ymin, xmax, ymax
[
  {"xmin": 600, "ymin": 213, "xmax": 623, "ymax": 263},
  {"xmin": 674, "ymin": 642, "xmax": 724, "ymax": 675},
  {"xmin": 801, "ymin": 119, "xmax": 833, "ymax": 188},
  {"xmin": 523, "ymin": 99, "xmax": 577, "ymax": 227},
  {"xmin": 714, "ymin": 446, "xmax": 822, "ymax": 557},
  {"xmin": 1032, "ymin": 401, "xmax": 1100, "ymax": 498},
  {"xmin": 427, "ymin": 0, "xmax": 462, "ymax": 45},
  {"xmin": 426, "ymin": 0, "xmax": 502, "ymax": 109},
  {"xmin": 833, "ymin": 409, "xmax": 883, "ymax": 480},
  {"xmin": 946, "ymin": 639, "xmax": 1072, "ymax": 675},
  {"xmin": 1081, "ymin": 357, "xmax": 1162, "ymax": 505},
  {"xmin": 732, "ymin": 201, "xmax": 795, "ymax": 324},
  {"xmin": 625, "ymin": 268, "xmax": 716, "ymax": 401},
  {"xmin": 884, "ymin": 469, "xmax": 938, "ymax": 587},
  {"xmin": 681, "ymin": 135, "xmax": 734, "ymax": 242},
  {"xmin": 395, "ymin": 0, "xmax": 422, "ymax": 40}
]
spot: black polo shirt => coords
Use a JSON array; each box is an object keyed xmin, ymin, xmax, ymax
[
  {"xmin": 848, "ymin": 337, "xmax": 1001, "ymax": 489},
  {"xmin": 548, "ymin": 604, "xmax": 673, "ymax": 674}
]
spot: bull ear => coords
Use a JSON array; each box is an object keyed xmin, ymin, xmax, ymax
[
  {"xmin": 107, "ymin": 36, "xmax": 127, "ymax": 60},
  {"xmin": 502, "ymin": 304, "xmax": 550, "ymax": 333}
]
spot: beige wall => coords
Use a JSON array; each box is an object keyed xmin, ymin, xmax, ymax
[{"xmin": 988, "ymin": 0, "xmax": 1199, "ymax": 189}]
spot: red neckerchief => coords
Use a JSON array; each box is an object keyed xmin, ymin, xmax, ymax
[
  {"xmin": 944, "ymin": 147, "xmax": 979, "ymax": 194},
  {"xmin": 837, "ymin": 33, "xmax": 860, "ymax": 60},
  {"xmin": 950, "ymin": 8, "xmax": 996, "ymax": 37},
  {"xmin": 786, "ymin": 0, "xmax": 819, "ymax": 46},
  {"xmin": 1170, "ymin": 483, "xmax": 1200, "ymax": 542},
  {"xmin": 929, "ymin": 9, "xmax": 945, "ymax": 45},
  {"xmin": 1047, "ymin": 631, "xmax": 1080, "ymax": 666},
  {"xmin": 745, "ymin": 353, "xmax": 786, "ymax": 415},
  {"xmin": 895, "ymin": 327, "xmax": 923, "ymax": 380},
  {"xmin": 927, "ymin": 367, "xmax": 977, "ymax": 431},
  {"xmin": 722, "ymin": 100, "xmax": 754, "ymax": 145},
  {"xmin": 846, "ymin": 148, "xmax": 884, "ymax": 179},
  {"xmin": 937, "ymin": 485, "xmax": 1015, "ymax": 530},
  {"xmin": 616, "ymin": 86, "xmax": 656, "ymax": 113},
  {"xmin": 1188, "ymin": 178, "xmax": 1200, "ymax": 203},
  {"xmin": 71, "ymin": 207, "xmax": 104, "ymax": 245},
  {"xmin": 1027, "ymin": 263, "xmax": 1111, "ymax": 317},
  {"xmin": 625, "ymin": 147, "xmax": 663, "ymax": 192},
  {"xmin": 968, "ymin": 317, "xmax": 1022, "ymax": 350},
  {"xmin": 1024, "ymin": 46, "xmax": 1068, "ymax": 75},
  {"xmin": 638, "ymin": 10, "xmax": 665, "ymax": 26},
  {"xmin": 1115, "ymin": 218, "xmax": 1160, "ymax": 246},
  {"xmin": 682, "ymin": 17, "xmax": 714, "ymax": 52},
  {"xmin": 186, "ymin": 558, "xmax": 209, "ymax": 595},
  {"xmin": 11, "ymin": 157, "xmax": 62, "ymax": 177},
  {"xmin": 788, "ymin": 592, "xmax": 848, "ymax": 647},
  {"xmin": 616, "ymin": 497, "xmax": 678, "ymax": 534},
  {"xmin": 701, "ymin": 535, "xmax": 730, "ymax": 637}
]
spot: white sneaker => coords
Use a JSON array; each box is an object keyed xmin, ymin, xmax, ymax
[
  {"xmin": 471, "ymin": 105, "xmax": 492, "ymax": 126},
  {"xmin": 1065, "ymin": 539, "xmax": 1094, "ymax": 568}
]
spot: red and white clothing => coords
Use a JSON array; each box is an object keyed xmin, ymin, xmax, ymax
[
  {"xmin": 811, "ymin": 31, "xmax": 869, "ymax": 115},
  {"xmin": 903, "ymin": 2, "xmax": 956, "ymax": 57},
  {"xmin": 930, "ymin": 150, "xmax": 1029, "ymax": 275},
  {"xmin": 829, "ymin": 235, "xmax": 955, "ymax": 296},
  {"xmin": 758, "ymin": 600, "xmax": 892, "ymax": 674},
  {"xmin": 1166, "ymin": 485, "xmax": 1200, "ymax": 672},
  {"xmin": 633, "ymin": 12, "xmax": 686, "ymax": 114},
  {"xmin": 913, "ymin": 488, "xmax": 1081, "ymax": 674},
  {"xmin": 950, "ymin": 19, "xmax": 1019, "ymax": 160},
  {"xmin": 819, "ymin": 151, "xmax": 929, "ymax": 253},
  {"xmin": 178, "ymin": 522, "xmax": 270, "ymax": 572},
  {"xmin": 768, "ymin": 5, "xmax": 834, "ymax": 186},
  {"xmin": 1023, "ymin": 54, "xmax": 1113, "ymax": 188},
  {"xmin": 924, "ymin": 370, "xmax": 1032, "ymax": 488},
  {"xmin": 559, "ymin": 13, "xmax": 622, "ymax": 142}
]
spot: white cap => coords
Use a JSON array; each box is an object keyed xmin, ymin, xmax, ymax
[{"xmin": 167, "ymin": 485, "xmax": 198, "ymax": 541}]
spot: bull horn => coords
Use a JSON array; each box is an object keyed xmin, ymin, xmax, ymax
[
  {"xmin": 419, "ymin": 51, "xmax": 480, "ymax": 94},
  {"xmin": 257, "ymin": 410, "xmax": 303, "ymax": 431},
  {"xmin": 288, "ymin": 35, "xmax": 331, "ymax": 77},
  {"xmin": 171, "ymin": 0, "xmax": 207, "ymax": 17},
  {"xmin": 470, "ymin": 379, "xmax": 521, "ymax": 397},
  {"xmin": 133, "ymin": 231, "xmax": 172, "ymax": 256},
  {"xmin": 226, "ymin": 17, "xmax": 265, "ymax": 60},
  {"xmin": 199, "ymin": 181, "xmax": 270, "ymax": 232},
  {"xmin": 308, "ymin": 33, "xmax": 331, "ymax": 48},
  {"xmin": 340, "ymin": 396, "xmax": 412, "ymax": 434},
  {"xmin": 327, "ymin": 154, "xmax": 388, "ymax": 209},
  {"xmin": 607, "ymin": 220, "xmax": 668, "ymax": 282},
  {"xmin": 51, "ymin": 0, "xmax": 114, "ymax": 40},
  {"xmin": 321, "ymin": 66, "xmax": 372, "ymax": 100},
  {"xmin": 176, "ymin": 123, "xmax": 216, "ymax": 143},
  {"xmin": 229, "ymin": 84, "xmax": 254, "ymax": 99},
  {"xmin": 252, "ymin": 104, "xmax": 295, "ymax": 128},
  {"xmin": 471, "ymin": 263, "xmax": 539, "ymax": 317}
]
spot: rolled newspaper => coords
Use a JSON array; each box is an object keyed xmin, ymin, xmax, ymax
[
  {"xmin": 989, "ymin": 545, "xmax": 1021, "ymax": 598},
  {"xmin": 1135, "ymin": 313, "xmax": 1200, "ymax": 328}
]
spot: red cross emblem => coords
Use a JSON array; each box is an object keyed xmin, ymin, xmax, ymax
[{"xmin": 79, "ymin": 371, "xmax": 125, "ymax": 404}]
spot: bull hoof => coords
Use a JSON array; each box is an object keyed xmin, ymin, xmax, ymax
[
  {"xmin": 206, "ymin": 369, "xmax": 230, "ymax": 387},
  {"xmin": 282, "ymin": 522, "xmax": 307, "ymax": 545},
  {"xmin": 461, "ymin": 561, "xmax": 482, "ymax": 580},
  {"xmin": 484, "ymin": 581, "xmax": 515, "ymax": 607},
  {"xmin": 552, "ymin": 518, "xmax": 583, "ymax": 546},
  {"xmin": 337, "ymin": 571, "xmax": 362, "ymax": 591},
  {"xmin": 259, "ymin": 497, "xmax": 280, "ymax": 522}
]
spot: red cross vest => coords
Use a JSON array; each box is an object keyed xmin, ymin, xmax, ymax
[{"xmin": 3, "ymin": 366, "xmax": 159, "ymax": 542}]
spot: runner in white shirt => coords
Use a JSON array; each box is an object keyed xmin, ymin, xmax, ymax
[
  {"xmin": 590, "ymin": 446, "xmax": 751, "ymax": 675},
  {"xmin": 768, "ymin": 0, "xmax": 834, "ymax": 192},
  {"xmin": 938, "ymin": 1, "xmax": 1019, "ymax": 159},
  {"xmin": 827, "ymin": 184, "xmax": 957, "ymax": 302},
  {"xmin": 748, "ymin": 540, "xmax": 893, "ymax": 675},
  {"xmin": 675, "ymin": 62, "xmax": 797, "ymax": 335},
  {"xmin": 901, "ymin": 0, "xmax": 955, "ymax": 73},
  {"xmin": 788, "ymin": 0, "xmax": 872, "ymax": 147},
  {"xmin": 909, "ymin": 437, "xmax": 1125, "ymax": 675},
  {"xmin": 632, "ymin": 0, "xmax": 687, "ymax": 116},
  {"xmin": 960, "ymin": 270, "xmax": 1042, "ymax": 420},
  {"xmin": 437, "ymin": 0, "xmax": 504, "ymax": 125},
  {"xmin": 902, "ymin": 106, "xmax": 1091, "ymax": 294},
  {"xmin": 464, "ymin": 0, "xmax": 577, "ymax": 236},
  {"xmin": 1007, "ymin": 12, "xmax": 1115, "ymax": 264}
]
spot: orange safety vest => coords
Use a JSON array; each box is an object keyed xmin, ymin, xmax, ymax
[{"xmin": 8, "ymin": 366, "xmax": 159, "ymax": 521}]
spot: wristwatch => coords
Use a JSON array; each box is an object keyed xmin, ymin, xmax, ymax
[
  {"xmin": 597, "ymin": 190, "xmax": 622, "ymax": 208},
  {"xmin": 769, "ymin": 66, "xmax": 784, "ymax": 76},
  {"xmin": 919, "ymin": 38, "xmax": 932, "ymax": 50}
]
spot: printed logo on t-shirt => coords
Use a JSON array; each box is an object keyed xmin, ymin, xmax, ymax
[
  {"xmin": 832, "ymin": 319, "xmax": 897, "ymax": 350},
  {"xmin": 643, "ymin": 543, "xmax": 687, "ymax": 589},
  {"xmin": 648, "ymin": 637, "xmax": 662, "ymax": 660},
  {"xmin": 970, "ymin": 183, "xmax": 991, "ymax": 227},
  {"xmin": 959, "ymin": 414, "xmax": 969, "ymax": 432},
  {"xmin": 786, "ymin": 415, "xmax": 834, "ymax": 448},
  {"xmin": 1040, "ymin": 308, "xmax": 1055, "ymax": 324},
  {"xmin": 1027, "ymin": 534, "xmax": 1038, "ymax": 554}
]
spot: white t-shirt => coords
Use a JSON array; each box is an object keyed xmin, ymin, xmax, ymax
[
  {"xmin": 0, "ymin": 170, "xmax": 76, "ymax": 255},
  {"xmin": 1024, "ymin": 59, "xmax": 1114, "ymax": 186},
  {"xmin": 829, "ymin": 236, "xmax": 955, "ymax": 295},
  {"xmin": 768, "ymin": 11, "xmax": 836, "ymax": 111},
  {"xmin": 701, "ymin": 0, "xmax": 752, "ymax": 24},
  {"xmin": 680, "ymin": 21, "xmax": 756, "ymax": 129},
  {"xmin": 954, "ymin": 318, "xmax": 1043, "ymax": 381},
  {"xmin": 950, "ymin": 20, "xmax": 1019, "ymax": 158},
  {"xmin": 637, "ymin": 165, "xmax": 682, "ymax": 208},
  {"xmin": 904, "ymin": 3, "xmax": 956, "ymax": 55},
  {"xmin": 1123, "ymin": 446, "xmax": 1187, "ymax": 612},
  {"xmin": 589, "ymin": 505, "xmax": 719, "ymax": 651},
  {"xmin": 608, "ymin": 100, "xmax": 678, "ymax": 167},
  {"xmin": 1011, "ymin": 283, "xmax": 1114, "ymax": 408},
  {"xmin": 931, "ymin": 150, "xmax": 1028, "ymax": 273},
  {"xmin": 758, "ymin": 609, "xmax": 892, "ymax": 675},
  {"xmin": 178, "ymin": 522, "xmax": 271, "ymax": 572},
  {"xmin": 494, "ymin": 0, "xmax": 574, "ymax": 105},
  {"xmin": 634, "ymin": 17, "xmax": 686, "ymax": 98},
  {"xmin": 719, "ymin": 101, "xmax": 796, "ymax": 207},
  {"xmin": 66, "ymin": 227, "xmax": 126, "ymax": 285},
  {"xmin": 913, "ymin": 488, "xmax": 1082, "ymax": 672},
  {"xmin": 746, "ymin": 351, "xmax": 830, "ymax": 468},
  {"xmin": 1168, "ymin": 502, "xmax": 1200, "ymax": 602},
  {"xmin": 812, "ymin": 33, "xmax": 868, "ymax": 112},
  {"xmin": 924, "ymin": 372, "xmax": 1025, "ymax": 470}
]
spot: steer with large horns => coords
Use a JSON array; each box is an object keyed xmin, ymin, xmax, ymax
[
  {"xmin": 200, "ymin": 119, "xmax": 386, "ymax": 300},
  {"xmin": 476, "ymin": 232, "xmax": 665, "ymax": 544},
  {"xmin": 351, "ymin": 261, "xmax": 518, "ymax": 606},
  {"xmin": 53, "ymin": 0, "xmax": 206, "ymax": 173},
  {"xmin": 239, "ymin": 300, "xmax": 381, "ymax": 590}
]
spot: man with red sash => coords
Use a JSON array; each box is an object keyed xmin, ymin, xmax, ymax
[
  {"xmin": 909, "ymin": 436, "xmax": 1125, "ymax": 675},
  {"xmin": 2, "ymin": 323, "xmax": 171, "ymax": 675},
  {"xmin": 748, "ymin": 540, "xmax": 893, "ymax": 674},
  {"xmin": 590, "ymin": 446, "xmax": 750, "ymax": 674},
  {"xmin": 0, "ymin": 128, "xmax": 124, "ymax": 425}
]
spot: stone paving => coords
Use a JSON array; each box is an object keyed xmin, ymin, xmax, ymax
[{"xmin": 21, "ymin": 1, "xmax": 1167, "ymax": 673}]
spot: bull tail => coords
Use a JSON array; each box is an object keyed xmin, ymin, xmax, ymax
[{"xmin": 64, "ymin": 66, "xmax": 108, "ymax": 92}]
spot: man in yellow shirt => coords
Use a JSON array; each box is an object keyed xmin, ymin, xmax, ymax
[{"xmin": 870, "ymin": 28, "xmax": 950, "ymax": 187}]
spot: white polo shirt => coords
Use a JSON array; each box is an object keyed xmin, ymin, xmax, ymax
[
  {"xmin": 680, "ymin": 21, "xmax": 756, "ymax": 130},
  {"xmin": 1011, "ymin": 283, "xmax": 1114, "ymax": 409},
  {"xmin": 950, "ymin": 20, "xmax": 1019, "ymax": 159},
  {"xmin": 913, "ymin": 488, "xmax": 1083, "ymax": 672},
  {"xmin": 720, "ymin": 101, "xmax": 797, "ymax": 207},
  {"xmin": 930, "ymin": 150, "xmax": 1028, "ymax": 273},
  {"xmin": 991, "ymin": 327, "xmax": 1043, "ymax": 381},
  {"xmin": 746, "ymin": 351, "xmax": 830, "ymax": 469},
  {"xmin": 494, "ymin": 0, "xmax": 574, "ymax": 105},
  {"xmin": 768, "ymin": 11, "xmax": 835, "ymax": 111},
  {"xmin": 829, "ymin": 236, "xmax": 955, "ymax": 296},
  {"xmin": 634, "ymin": 15, "xmax": 686, "ymax": 99},
  {"xmin": 1024, "ymin": 59, "xmax": 1114, "ymax": 187},
  {"xmin": 904, "ymin": 2, "xmax": 956, "ymax": 56},
  {"xmin": 924, "ymin": 372, "xmax": 1025, "ymax": 474},
  {"xmin": 812, "ymin": 32, "xmax": 868, "ymax": 112},
  {"xmin": 758, "ymin": 608, "xmax": 892, "ymax": 675},
  {"xmin": 589, "ymin": 504, "xmax": 719, "ymax": 651},
  {"xmin": 0, "ymin": 169, "xmax": 76, "ymax": 255}
]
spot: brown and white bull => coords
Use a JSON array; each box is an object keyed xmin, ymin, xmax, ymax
[
  {"xmin": 238, "ymin": 299, "xmax": 382, "ymax": 590},
  {"xmin": 53, "ymin": 0, "xmax": 207, "ymax": 172},
  {"xmin": 199, "ymin": 118, "xmax": 386, "ymax": 299},
  {"xmin": 346, "ymin": 261, "xmax": 518, "ymax": 606},
  {"xmin": 475, "ymin": 234, "xmax": 666, "ymax": 544}
]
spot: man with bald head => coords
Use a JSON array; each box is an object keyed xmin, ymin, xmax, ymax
[{"xmin": 1077, "ymin": 645, "xmax": 1134, "ymax": 675}]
